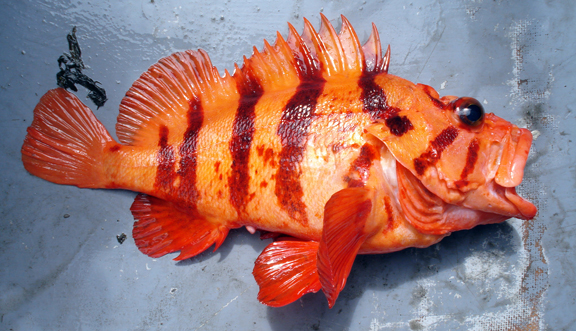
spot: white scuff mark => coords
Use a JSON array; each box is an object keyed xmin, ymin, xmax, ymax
[
  {"xmin": 440, "ymin": 80, "xmax": 447, "ymax": 90},
  {"xmin": 194, "ymin": 285, "xmax": 253, "ymax": 330},
  {"xmin": 483, "ymin": 99, "xmax": 488, "ymax": 105},
  {"xmin": 409, "ymin": 279, "xmax": 451, "ymax": 330},
  {"xmin": 369, "ymin": 318, "xmax": 405, "ymax": 330},
  {"xmin": 146, "ymin": 263, "xmax": 151, "ymax": 270},
  {"xmin": 498, "ymin": 20, "xmax": 550, "ymax": 329},
  {"xmin": 531, "ymin": 130, "xmax": 541, "ymax": 140},
  {"xmin": 462, "ymin": 251, "xmax": 510, "ymax": 284},
  {"xmin": 507, "ymin": 20, "xmax": 554, "ymax": 106},
  {"xmin": 371, "ymin": 292, "xmax": 382, "ymax": 314},
  {"xmin": 369, "ymin": 318, "xmax": 380, "ymax": 331}
]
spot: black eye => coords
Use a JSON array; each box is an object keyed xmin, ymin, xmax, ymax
[{"xmin": 451, "ymin": 97, "xmax": 484, "ymax": 126}]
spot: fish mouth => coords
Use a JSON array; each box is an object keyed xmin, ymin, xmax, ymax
[
  {"xmin": 503, "ymin": 186, "xmax": 537, "ymax": 220},
  {"xmin": 495, "ymin": 127, "xmax": 532, "ymax": 188},
  {"xmin": 493, "ymin": 127, "xmax": 537, "ymax": 219}
]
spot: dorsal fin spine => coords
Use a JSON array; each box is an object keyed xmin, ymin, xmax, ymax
[
  {"xmin": 274, "ymin": 32, "xmax": 298, "ymax": 78},
  {"xmin": 287, "ymin": 22, "xmax": 320, "ymax": 81},
  {"xmin": 339, "ymin": 15, "xmax": 363, "ymax": 72},
  {"xmin": 250, "ymin": 45, "xmax": 275, "ymax": 86},
  {"xmin": 319, "ymin": 14, "xmax": 345, "ymax": 75},
  {"xmin": 302, "ymin": 18, "xmax": 328, "ymax": 75},
  {"xmin": 383, "ymin": 44, "xmax": 391, "ymax": 74},
  {"xmin": 361, "ymin": 23, "xmax": 383, "ymax": 73},
  {"xmin": 262, "ymin": 39, "xmax": 281, "ymax": 79}
]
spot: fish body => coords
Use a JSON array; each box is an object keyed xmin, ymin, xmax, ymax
[{"xmin": 21, "ymin": 15, "xmax": 536, "ymax": 307}]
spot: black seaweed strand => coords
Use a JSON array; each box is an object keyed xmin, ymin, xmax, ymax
[{"xmin": 56, "ymin": 27, "xmax": 107, "ymax": 108}]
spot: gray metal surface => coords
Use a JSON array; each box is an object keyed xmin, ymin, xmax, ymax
[{"xmin": 1, "ymin": 0, "xmax": 573, "ymax": 330}]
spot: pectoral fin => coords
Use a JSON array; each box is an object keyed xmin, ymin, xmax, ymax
[{"xmin": 317, "ymin": 187, "xmax": 377, "ymax": 308}]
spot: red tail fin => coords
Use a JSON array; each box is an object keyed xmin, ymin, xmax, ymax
[{"xmin": 21, "ymin": 88, "xmax": 114, "ymax": 188}]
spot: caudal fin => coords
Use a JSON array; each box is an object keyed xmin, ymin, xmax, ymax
[{"xmin": 21, "ymin": 88, "xmax": 114, "ymax": 188}]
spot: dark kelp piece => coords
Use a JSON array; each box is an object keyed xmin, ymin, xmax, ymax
[{"xmin": 56, "ymin": 27, "xmax": 107, "ymax": 108}]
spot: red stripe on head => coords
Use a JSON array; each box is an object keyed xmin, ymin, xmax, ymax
[
  {"xmin": 458, "ymin": 138, "xmax": 480, "ymax": 183},
  {"xmin": 413, "ymin": 126, "xmax": 459, "ymax": 176}
]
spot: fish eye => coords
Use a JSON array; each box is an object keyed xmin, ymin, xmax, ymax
[{"xmin": 451, "ymin": 97, "xmax": 484, "ymax": 126}]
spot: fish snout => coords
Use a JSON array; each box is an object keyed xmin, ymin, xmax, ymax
[
  {"xmin": 495, "ymin": 127, "xmax": 533, "ymax": 188},
  {"xmin": 491, "ymin": 127, "xmax": 537, "ymax": 220}
]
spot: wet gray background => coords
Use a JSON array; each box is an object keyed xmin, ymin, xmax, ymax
[{"xmin": 1, "ymin": 0, "xmax": 574, "ymax": 330}]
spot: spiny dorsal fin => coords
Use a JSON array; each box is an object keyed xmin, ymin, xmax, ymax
[
  {"xmin": 116, "ymin": 50, "xmax": 237, "ymax": 146},
  {"xmin": 338, "ymin": 15, "xmax": 364, "ymax": 73},
  {"xmin": 245, "ymin": 14, "xmax": 390, "ymax": 90},
  {"xmin": 115, "ymin": 15, "xmax": 389, "ymax": 146},
  {"xmin": 362, "ymin": 23, "xmax": 391, "ymax": 74}
]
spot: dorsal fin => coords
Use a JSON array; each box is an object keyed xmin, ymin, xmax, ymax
[
  {"xmin": 362, "ymin": 23, "xmax": 390, "ymax": 74},
  {"xmin": 116, "ymin": 50, "xmax": 237, "ymax": 146},
  {"xmin": 243, "ymin": 14, "xmax": 390, "ymax": 91},
  {"xmin": 115, "ymin": 15, "xmax": 389, "ymax": 146},
  {"xmin": 338, "ymin": 15, "xmax": 364, "ymax": 73}
]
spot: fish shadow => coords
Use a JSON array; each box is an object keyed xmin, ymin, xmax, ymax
[{"xmin": 264, "ymin": 221, "xmax": 519, "ymax": 331}]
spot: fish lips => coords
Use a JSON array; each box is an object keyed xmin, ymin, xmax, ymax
[
  {"xmin": 495, "ymin": 127, "xmax": 532, "ymax": 188},
  {"xmin": 493, "ymin": 127, "xmax": 537, "ymax": 219}
]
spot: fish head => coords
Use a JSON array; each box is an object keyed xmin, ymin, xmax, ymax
[{"xmin": 368, "ymin": 80, "xmax": 537, "ymax": 235}]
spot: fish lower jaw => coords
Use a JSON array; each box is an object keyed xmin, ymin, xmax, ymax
[
  {"xmin": 466, "ymin": 180, "xmax": 537, "ymax": 220},
  {"xmin": 504, "ymin": 186, "xmax": 538, "ymax": 220}
]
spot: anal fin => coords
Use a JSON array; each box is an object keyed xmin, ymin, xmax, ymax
[
  {"xmin": 317, "ymin": 187, "xmax": 377, "ymax": 308},
  {"xmin": 253, "ymin": 239, "xmax": 321, "ymax": 307},
  {"xmin": 131, "ymin": 194, "xmax": 228, "ymax": 261}
]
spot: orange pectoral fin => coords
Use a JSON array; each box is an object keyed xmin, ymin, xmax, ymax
[
  {"xmin": 131, "ymin": 194, "xmax": 228, "ymax": 261},
  {"xmin": 253, "ymin": 239, "xmax": 322, "ymax": 307},
  {"xmin": 317, "ymin": 187, "xmax": 376, "ymax": 308}
]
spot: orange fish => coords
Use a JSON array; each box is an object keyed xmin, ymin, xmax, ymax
[{"xmin": 21, "ymin": 14, "xmax": 537, "ymax": 308}]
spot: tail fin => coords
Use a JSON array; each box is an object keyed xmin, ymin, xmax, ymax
[{"xmin": 21, "ymin": 88, "xmax": 115, "ymax": 188}]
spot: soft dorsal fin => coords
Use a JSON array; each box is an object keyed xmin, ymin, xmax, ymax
[
  {"xmin": 116, "ymin": 50, "xmax": 237, "ymax": 146},
  {"xmin": 115, "ymin": 15, "xmax": 389, "ymax": 146}
]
